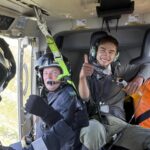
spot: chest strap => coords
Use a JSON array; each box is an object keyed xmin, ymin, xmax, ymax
[{"xmin": 136, "ymin": 109, "xmax": 150, "ymax": 124}]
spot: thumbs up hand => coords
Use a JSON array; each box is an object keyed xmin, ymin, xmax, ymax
[
  {"xmin": 79, "ymin": 54, "xmax": 94, "ymax": 79},
  {"xmin": 84, "ymin": 54, "xmax": 89, "ymax": 63}
]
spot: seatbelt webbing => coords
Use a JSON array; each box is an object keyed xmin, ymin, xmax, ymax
[
  {"xmin": 33, "ymin": 6, "xmax": 76, "ymax": 90},
  {"xmin": 136, "ymin": 109, "xmax": 150, "ymax": 124}
]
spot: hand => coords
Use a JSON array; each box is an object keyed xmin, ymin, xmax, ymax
[
  {"xmin": 25, "ymin": 95, "xmax": 62, "ymax": 126},
  {"xmin": 79, "ymin": 54, "xmax": 94, "ymax": 79},
  {"xmin": 124, "ymin": 76, "xmax": 144, "ymax": 95},
  {"xmin": 25, "ymin": 95, "xmax": 48, "ymax": 117},
  {"xmin": 65, "ymin": 100, "xmax": 89, "ymax": 130}
]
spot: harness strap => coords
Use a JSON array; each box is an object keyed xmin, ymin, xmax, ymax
[
  {"xmin": 136, "ymin": 109, "xmax": 150, "ymax": 124},
  {"xmin": 33, "ymin": 6, "xmax": 76, "ymax": 90}
]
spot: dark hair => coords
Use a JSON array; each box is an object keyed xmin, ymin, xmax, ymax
[{"xmin": 98, "ymin": 35, "xmax": 119, "ymax": 50}]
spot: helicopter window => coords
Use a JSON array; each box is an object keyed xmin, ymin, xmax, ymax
[{"xmin": 0, "ymin": 15, "xmax": 14, "ymax": 30}]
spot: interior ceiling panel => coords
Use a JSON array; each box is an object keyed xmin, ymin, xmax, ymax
[
  {"xmin": 0, "ymin": 0, "xmax": 150, "ymax": 20},
  {"xmin": 0, "ymin": 0, "xmax": 98, "ymax": 19},
  {"xmin": 135, "ymin": 0, "xmax": 150, "ymax": 14}
]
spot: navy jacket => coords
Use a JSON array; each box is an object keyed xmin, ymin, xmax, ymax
[
  {"xmin": 35, "ymin": 84, "xmax": 85, "ymax": 150},
  {"xmin": 10, "ymin": 120, "xmax": 74, "ymax": 150}
]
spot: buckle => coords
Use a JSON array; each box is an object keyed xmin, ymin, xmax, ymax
[{"xmin": 99, "ymin": 102, "xmax": 109, "ymax": 113}]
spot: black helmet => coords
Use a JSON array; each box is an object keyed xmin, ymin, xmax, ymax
[
  {"xmin": 35, "ymin": 52, "xmax": 70, "ymax": 72},
  {"xmin": 35, "ymin": 53, "xmax": 61, "ymax": 71},
  {"xmin": 35, "ymin": 52, "xmax": 71, "ymax": 85},
  {"xmin": 0, "ymin": 38, "xmax": 16, "ymax": 93}
]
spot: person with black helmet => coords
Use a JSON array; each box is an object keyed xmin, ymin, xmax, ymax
[
  {"xmin": 0, "ymin": 51, "xmax": 89, "ymax": 150},
  {"xmin": 0, "ymin": 100, "xmax": 88, "ymax": 150},
  {"xmin": 78, "ymin": 32, "xmax": 150, "ymax": 150},
  {"xmin": 24, "ymin": 52, "xmax": 89, "ymax": 150}
]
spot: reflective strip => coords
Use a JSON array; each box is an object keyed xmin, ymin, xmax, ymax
[{"xmin": 31, "ymin": 137, "xmax": 48, "ymax": 150}]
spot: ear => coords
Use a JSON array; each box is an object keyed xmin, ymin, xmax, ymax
[{"xmin": 113, "ymin": 52, "xmax": 120, "ymax": 62}]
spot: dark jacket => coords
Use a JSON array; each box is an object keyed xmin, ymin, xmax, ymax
[
  {"xmin": 9, "ymin": 120, "xmax": 75, "ymax": 150},
  {"xmin": 88, "ymin": 63, "xmax": 150, "ymax": 120},
  {"xmin": 45, "ymin": 84, "xmax": 84, "ymax": 150}
]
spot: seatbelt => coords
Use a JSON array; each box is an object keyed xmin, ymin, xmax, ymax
[
  {"xmin": 33, "ymin": 6, "xmax": 76, "ymax": 90},
  {"xmin": 136, "ymin": 109, "xmax": 150, "ymax": 124},
  {"xmin": 130, "ymin": 79, "xmax": 150, "ymax": 127}
]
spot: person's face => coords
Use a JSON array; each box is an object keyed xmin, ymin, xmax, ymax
[
  {"xmin": 43, "ymin": 67, "xmax": 61, "ymax": 91},
  {"xmin": 96, "ymin": 42, "xmax": 117, "ymax": 67}
]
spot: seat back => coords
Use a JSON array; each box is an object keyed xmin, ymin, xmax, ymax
[{"xmin": 130, "ymin": 29, "xmax": 150, "ymax": 64}]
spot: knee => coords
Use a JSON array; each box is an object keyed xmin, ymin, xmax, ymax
[{"xmin": 80, "ymin": 119, "xmax": 107, "ymax": 150}]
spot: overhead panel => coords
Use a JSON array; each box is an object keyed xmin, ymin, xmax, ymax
[
  {"xmin": 0, "ymin": 0, "xmax": 150, "ymax": 19},
  {"xmin": 135, "ymin": 0, "xmax": 150, "ymax": 14},
  {"xmin": 1, "ymin": 0, "xmax": 150, "ymax": 21},
  {"xmin": 0, "ymin": 0, "xmax": 32, "ymax": 15},
  {"xmin": 20, "ymin": 0, "xmax": 98, "ymax": 19}
]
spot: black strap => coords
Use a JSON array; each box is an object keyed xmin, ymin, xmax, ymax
[
  {"xmin": 0, "ymin": 38, "xmax": 16, "ymax": 90},
  {"xmin": 136, "ymin": 109, "xmax": 150, "ymax": 124}
]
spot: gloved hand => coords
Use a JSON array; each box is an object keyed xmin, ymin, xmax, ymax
[
  {"xmin": 65, "ymin": 100, "xmax": 89, "ymax": 130},
  {"xmin": 25, "ymin": 95, "xmax": 62, "ymax": 126}
]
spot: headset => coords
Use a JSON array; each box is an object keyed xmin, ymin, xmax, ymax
[
  {"xmin": 89, "ymin": 31, "xmax": 120, "ymax": 64},
  {"xmin": 113, "ymin": 51, "xmax": 120, "ymax": 62}
]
